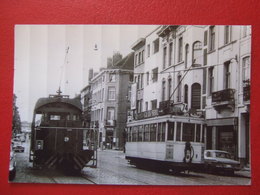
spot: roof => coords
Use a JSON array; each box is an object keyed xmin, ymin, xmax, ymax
[
  {"xmin": 34, "ymin": 95, "xmax": 82, "ymax": 112},
  {"xmin": 110, "ymin": 52, "xmax": 134, "ymax": 70},
  {"xmin": 131, "ymin": 38, "xmax": 145, "ymax": 51}
]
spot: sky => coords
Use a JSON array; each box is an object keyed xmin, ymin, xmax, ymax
[{"xmin": 14, "ymin": 25, "xmax": 158, "ymax": 122}]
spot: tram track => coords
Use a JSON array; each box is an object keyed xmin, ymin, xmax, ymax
[{"xmin": 80, "ymin": 174, "xmax": 97, "ymax": 184}]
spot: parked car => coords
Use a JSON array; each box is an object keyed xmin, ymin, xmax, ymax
[
  {"xmin": 204, "ymin": 150, "xmax": 241, "ymax": 175},
  {"xmin": 13, "ymin": 145, "xmax": 25, "ymax": 153},
  {"xmin": 9, "ymin": 147, "xmax": 16, "ymax": 181}
]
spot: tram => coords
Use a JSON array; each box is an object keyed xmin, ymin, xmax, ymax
[
  {"xmin": 29, "ymin": 91, "xmax": 97, "ymax": 172},
  {"xmin": 125, "ymin": 113, "xmax": 206, "ymax": 173}
]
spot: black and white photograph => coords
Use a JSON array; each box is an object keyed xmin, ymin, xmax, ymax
[{"xmin": 10, "ymin": 25, "xmax": 251, "ymax": 185}]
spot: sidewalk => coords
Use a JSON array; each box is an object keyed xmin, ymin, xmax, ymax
[{"xmin": 236, "ymin": 168, "xmax": 251, "ymax": 178}]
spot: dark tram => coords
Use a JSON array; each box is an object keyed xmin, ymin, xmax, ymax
[{"xmin": 29, "ymin": 90, "xmax": 97, "ymax": 172}]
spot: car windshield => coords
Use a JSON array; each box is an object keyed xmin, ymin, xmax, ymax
[{"xmin": 215, "ymin": 151, "xmax": 231, "ymax": 159}]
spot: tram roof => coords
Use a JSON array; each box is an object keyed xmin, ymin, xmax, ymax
[{"xmin": 34, "ymin": 96, "xmax": 82, "ymax": 112}]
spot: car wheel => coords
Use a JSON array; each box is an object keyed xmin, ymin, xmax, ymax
[{"xmin": 9, "ymin": 167, "xmax": 16, "ymax": 181}]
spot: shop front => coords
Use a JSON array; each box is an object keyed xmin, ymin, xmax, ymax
[{"xmin": 206, "ymin": 117, "xmax": 238, "ymax": 159}]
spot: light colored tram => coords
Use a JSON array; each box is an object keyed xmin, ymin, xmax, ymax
[{"xmin": 125, "ymin": 115, "xmax": 206, "ymax": 172}]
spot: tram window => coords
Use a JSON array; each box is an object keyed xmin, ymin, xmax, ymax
[
  {"xmin": 157, "ymin": 123, "xmax": 162, "ymax": 141},
  {"xmin": 167, "ymin": 122, "xmax": 174, "ymax": 141},
  {"xmin": 144, "ymin": 125, "xmax": 150, "ymax": 141},
  {"xmin": 202, "ymin": 125, "xmax": 205, "ymax": 143},
  {"xmin": 196, "ymin": 124, "xmax": 201, "ymax": 142},
  {"xmin": 138, "ymin": 126, "xmax": 143, "ymax": 141},
  {"xmin": 128, "ymin": 127, "xmax": 132, "ymax": 142},
  {"xmin": 132, "ymin": 127, "xmax": 137, "ymax": 142},
  {"xmin": 50, "ymin": 115, "xmax": 60, "ymax": 120},
  {"xmin": 150, "ymin": 124, "xmax": 156, "ymax": 141},
  {"xmin": 183, "ymin": 123, "xmax": 195, "ymax": 142},
  {"xmin": 176, "ymin": 122, "xmax": 181, "ymax": 141},
  {"xmin": 161, "ymin": 123, "xmax": 166, "ymax": 141},
  {"xmin": 72, "ymin": 114, "xmax": 79, "ymax": 121}
]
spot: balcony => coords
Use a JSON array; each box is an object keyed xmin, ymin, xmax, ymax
[
  {"xmin": 158, "ymin": 100, "xmax": 186, "ymax": 116},
  {"xmin": 105, "ymin": 120, "xmax": 116, "ymax": 127},
  {"xmin": 211, "ymin": 88, "xmax": 235, "ymax": 113},
  {"xmin": 136, "ymin": 109, "xmax": 159, "ymax": 120},
  {"xmin": 243, "ymin": 85, "xmax": 250, "ymax": 102}
]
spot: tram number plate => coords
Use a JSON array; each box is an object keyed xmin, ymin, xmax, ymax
[{"xmin": 166, "ymin": 144, "xmax": 174, "ymax": 159}]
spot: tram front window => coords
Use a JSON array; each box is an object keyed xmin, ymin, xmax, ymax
[
  {"xmin": 167, "ymin": 122, "xmax": 174, "ymax": 141},
  {"xmin": 182, "ymin": 123, "xmax": 195, "ymax": 142},
  {"xmin": 50, "ymin": 115, "xmax": 61, "ymax": 120}
]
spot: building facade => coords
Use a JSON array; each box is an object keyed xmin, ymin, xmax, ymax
[
  {"xmin": 127, "ymin": 25, "xmax": 251, "ymax": 167},
  {"xmin": 88, "ymin": 53, "xmax": 134, "ymax": 149}
]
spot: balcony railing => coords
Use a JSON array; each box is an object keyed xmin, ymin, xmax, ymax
[
  {"xmin": 158, "ymin": 100, "xmax": 186, "ymax": 116},
  {"xmin": 243, "ymin": 85, "xmax": 250, "ymax": 102},
  {"xmin": 136, "ymin": 109, "xmax": 159, "ymax": 120},
  {"xmin": 212, "ymin": 88, "xmax": 235, "ymax": 103},
  {"xmin": 211, "ymin": 88, "xmax": 235, "ymax": 113}
]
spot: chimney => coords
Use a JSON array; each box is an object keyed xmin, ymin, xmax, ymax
[{"xmin": 88, "ymin": 68, "xmax": 94, "ymax": 81}]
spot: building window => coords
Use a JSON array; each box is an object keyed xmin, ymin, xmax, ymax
[
  {"xmin": 185, "ymin": 44, "xmax": 189, "ymax": 68},
  {"xmin": 109, "ymin": 73, "xmax": 116, "ymax": 82},
  {"xmin": 137, "ymin": 74, "xmax": 143, "ymax": 89},
  {"xmin": 137, "ymin": 99, "xmax": 143, "ymax": 113},
  {"xmin": 203, "ymin": 48, "xmax": 207, "ymax": 65},
  {"xmin": 168, "ymin": 77, "xmax": 172, "ymax": 100},
  {"xmin": 153, "ymin": 38, "xmax": 159, "ymax": 54},
  {"xmin": 146, "ymin": 72, "xmax": 149, "ymax": 85},
  {"xmin": 224, "ymin": 61, "xmax": 231, "ymax": 89},
  {"xmin": 224, "ymin": 25, "xmax": 231, "ymax": 45},
  {"xmin": 138, "ymin": 52, "xmax": 141, "ymax": 64},
  {"xmin": 163, "ymin": 46, "xmax": 167, "ymax": 69},
  {"xmin": 145, "ymin": 102, "xmax": 148, "ymax": 111},
  {"xmin": 204, "ymin": 30, "xmax": 208, "ymax": 46},
  {"xmin": 178, "ymin": 37, "xmax": 183, "ymax": 62},
  {"xmin": 192, "ymin": 41, "xmax": 202, "ymax": 65},
  {"xmin": 108, "ymin": 87, "xmax": 116, "ymax": 100},
  {"xmin": 209, "ymin": 26, "xmax": 215, "ymax": 51},
  {"xmin": 147, "ymin": 44, "xmax": 150, "ymax": 57},
  {"xmin": 184, "ymin": 84, "xmax": 188, "ymax": 104},
  {"xmin": 107, "ymin": 107, "xmax": 115, "ymax": 120},
  {"xmin": 208, "ymin": 67, "xmax": 214, "ymax": 95},
  {"xmin": 169, "ymin": 42, "xmax": 173, "ymax": 66},
  {"xmin": 242, "ymin": 56, "xmax": 250, "ymax": 83},
  {"xmin": 162, "ymin": 79, "xmax": 166, "ymax": 101},
  {"xmin": 151, "ymin": 99, "xmax": 157, "ymax": 110},
  {"xmin": 191, "ymin": 83, "xmax": 201, "ymax": 110},
  {"xmin": 177, "ymin": 74, "xmax": 182, "ymax": 102},
  {"xmin": 135, "ymin": 54, "xmax": 138, "ymax": 66},
  {"xmin": 152, "ymin": 67, "xmax": 158, "ymax": 82},
  {"xmin": 141, "ymin": 50, "xmax": 145, "ymax": 63}
]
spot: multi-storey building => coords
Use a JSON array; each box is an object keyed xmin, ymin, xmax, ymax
[
  {"xmin": 89, "ymin": 53, "xmax": 134, "ymax": 149},
  {"xmin": 127, "ymin": 25, "xmax": 251, "ymax": 167},
  {"xmin": 204, "ymin": 25, "xmax": 251, "ymax": 166},
  {"xmin": 81, "ymin": 84, "xmax": 92, "ymax": 127}
]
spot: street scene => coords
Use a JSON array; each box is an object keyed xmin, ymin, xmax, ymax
[
  {"xmin": 12, "ymin": 139, "xmax": 250, "ymax": 185},
  {"xmin": 11, "ymin": 25, "xmax": 251, "ymax": 185}
]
